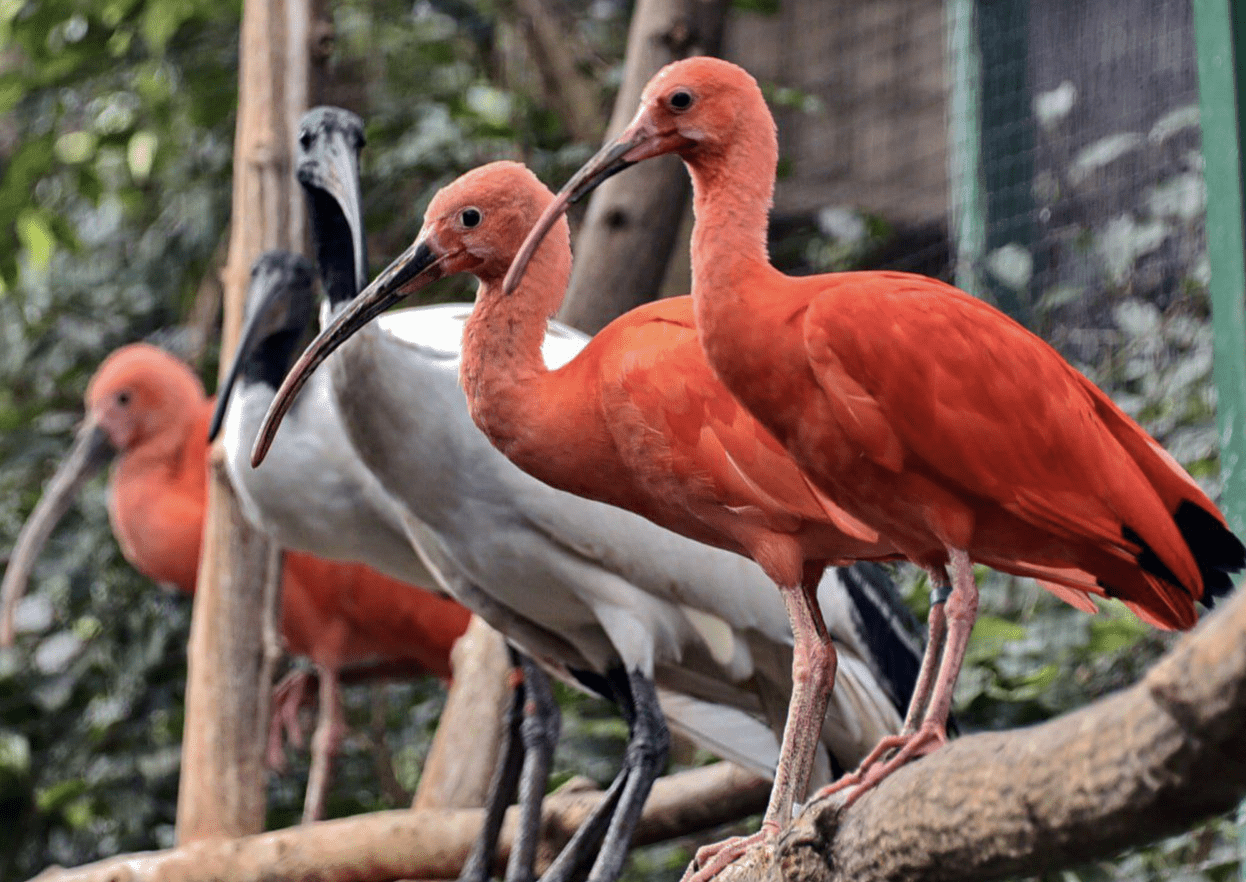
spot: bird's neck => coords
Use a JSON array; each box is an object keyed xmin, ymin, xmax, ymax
[
  {"xmin": 109, "ymin": 402, "xmax": 211, "ymax": 593},
  {"xmin": 460, "ymin": 244, "xmax": 572, "ymax": 470},
  {"xmin": 685, "ymin": 122, "xmax": 783, "ymax": 378}
]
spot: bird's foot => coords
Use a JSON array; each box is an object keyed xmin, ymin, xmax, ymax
[
  {"xmin": 679, "ymin": 821, "xmax": 779, "ymax": 882},
  {"xmin": 812, "ymin": 722, "xmax": 947, "ymax": 808},
  {"xmin": 268, "ymin": 668, "xmax": 317, "ymax": 770}
]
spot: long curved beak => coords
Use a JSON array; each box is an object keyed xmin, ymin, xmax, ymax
[
  {"xmin": 501, "ymin": 139, "xmax": 638, "ymax": 297},
  {"xmin": 502, "ymin": 110, "xmax": 679, "ymax": 296},
  {"xmin": 1, "ymin": 420, "xmax": 114, "ymax": 645},
  {"xmin": 207, "ymin": 255, "xmax": 312, "ymax": 442},
  {"xmin": 250, "ymin": 238, "xmax": 444, "ymax": 467}
]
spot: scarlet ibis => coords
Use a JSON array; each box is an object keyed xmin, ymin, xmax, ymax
[
  {"xmin": 0, "ymin": 341, "xmax": 471, "ymax": 823},
  {"xmin": 252, "ymin": 108, "xmax": 923, "ymax": 882},
  {"xmin": 508, "ymin": 55, "xmax": 1246, "ymax": 833}
]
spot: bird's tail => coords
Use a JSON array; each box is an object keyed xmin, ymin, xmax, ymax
[{"xmin": 1083, "ymin": 377, "xmax": 1244, "ymax": 608}]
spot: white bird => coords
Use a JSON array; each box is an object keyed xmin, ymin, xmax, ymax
[
  {"xmin": 254, "ymin": 107, "xmax": 922, "ymax": 882},
  {"xmin": 210, "ymin": 240, "xmax": 437, "ymax": 590},
  {"xmin": 206, "ymin": 129, "xmax": 558, "ymax": 874}
]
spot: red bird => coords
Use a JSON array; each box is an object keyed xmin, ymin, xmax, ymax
[
  {"xmin": 1, "ymin": 342, "xmax": 470, "ymax": 822},
  {"xmin": 509, "ymin": 55, "xmax": 1244, "ymax": 870}
]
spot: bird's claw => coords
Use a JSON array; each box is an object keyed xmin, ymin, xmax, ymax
[
  {"xmin": 267, "ymin": 669, "xmax": 318, "ymax": 769},
  {"xmin": 812, "ymin": 722, "xmax": 948, "ymax": 808},
  {"xmin": 679, "ymin": 824, "xmax": 776, "ymax": 882}
]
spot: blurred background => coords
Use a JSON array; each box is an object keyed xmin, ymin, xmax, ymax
[{"xmin": 0, "ymin": 0, "xmax": 1242, "ymax": 879}]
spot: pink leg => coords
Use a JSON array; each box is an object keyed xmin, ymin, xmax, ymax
[
  {"xmin": 812, "ymin": 552, "xmax": 977, "ymax": 806},
  {"xmin": 681, "ymin": 564, "xmax": 837, "ymax": 882},
  {"xmin": 268, "ymin": 668, "xmax": 316, "ymax": 771},
  {"xmin": 901, "ymin": 576, "xmax": 949, "ymax": 734},
  {"xmin": 302, "ymin": 665, "xmax": 345, "ymax": 823},
  {"xmin": 905, "ymin": 550, "xmax": 977, "ymax": 741}
]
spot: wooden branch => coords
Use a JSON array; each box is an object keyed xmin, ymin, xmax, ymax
[
  {"xmin": 412, "ymin": 616, "xmax": 512, "ymax": 810},
  {"xmin": 28, "ymin": 764, "xmax": 770, "ymax": 882},
  {"xmin": 556, "ymin": 0, "xmax": 731, "ymax": 333},
  {"xmin": 712, "ymin": 582, "xmax": 1246, "ymax": 882}
]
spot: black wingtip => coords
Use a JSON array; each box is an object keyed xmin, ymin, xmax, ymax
[{"xmin": 1173, "ymin": 500, "xmax": 1246, "ymax": 606}]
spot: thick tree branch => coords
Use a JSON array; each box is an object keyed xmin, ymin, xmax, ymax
[
  {"xmin": 28, "ymin": 763, "xmax": 769, "ymax": 882},
  {"xmin": 713, "ymin": 582, "xmax": 1246, "ymax": 882}
]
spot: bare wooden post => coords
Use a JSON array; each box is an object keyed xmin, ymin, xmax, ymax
[
  {"xmin": 556, "ymin": 0, "xmax": 730, "ymax": 333},
  {"xmin": 176, "ymin": 0, "xmax": 322, "ymax": 842}
]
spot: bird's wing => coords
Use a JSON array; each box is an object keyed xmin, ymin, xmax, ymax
[
  {"xmin": 602, "ymin": 299, "xmax": 878, "ymax": 546},
  {"xmin": 656, "ymin": 690, "xmax": 780, "ymax": 778},
  {"xmin": 801, "ymin": 271, "xmax": 1196, "ymax": 589}
]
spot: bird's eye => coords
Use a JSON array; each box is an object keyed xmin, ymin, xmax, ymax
[
  {"xmin": 461, "ymin": 208, "xmax": 482, "ymax": 228},
  {"xmin": 117, "ymin": 390, "xmax": 131, "ymax": 407},
  {"xmin": 669, "ymin": 89, "xmax": 694, "ymax": 111}
]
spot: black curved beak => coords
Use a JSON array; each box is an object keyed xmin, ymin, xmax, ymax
[
  {"xmin": 207, "ymin": 252, "xmax": 315, "ymax": 442},
  {"xmin": 1, "ymin": 420, "xmax": 114, "ymax": 645},
  {"xmin": 250, "ymin": 238, "xmax": 444, "ymax": 467}
]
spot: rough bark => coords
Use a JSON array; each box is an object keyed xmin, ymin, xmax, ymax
[
  {"xmin": 555, "ymin": 0, "xmax": 731, "ymax": 333},
  {"xmin": 177, "ymin": 0, "xmax": 322, "ymax": 843},
  {"xmin": 712, "ymin": 582, "xmax": 1246, "ymax": 882},
  {"xmin": 30, "ymin": 764, "xmax": 770, "ymax": 882},
  {"xmin": 412, "ymin": 616, "xmax": 513, "ymax": 810}
]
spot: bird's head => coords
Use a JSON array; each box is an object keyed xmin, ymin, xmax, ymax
[
  {"xmin": 622, "ymin": 56, "xmax": 765, "ymax": 163},
  {"xmin": 297, "ymin": 106, "xmax": 368, "ymax": 303},
  {"xmin": 206, "ymin": 251, "xmax": 316, "ymax": 442},
  {"xmin": 502, "ymin": 57, "xmax": 770, "ymax": 295},
  {"xmin": 87, "ymin": 344, "xmax": 205, "ymax": 454},
  {"xmin": 249, "ymin": 161, "xmax": 569, "ymax": 467},
  {"xmin": 419, "ymin": 161, "xmax": 568, "ymax": 283}
]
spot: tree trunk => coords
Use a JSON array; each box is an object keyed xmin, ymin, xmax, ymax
[
  {"xmin": 556, "ymin": 0, "xmax": 731, "ymax": 333},
  {"xmin": 176, "ymin": 0, "xmax": 325, "ymax": 843}
]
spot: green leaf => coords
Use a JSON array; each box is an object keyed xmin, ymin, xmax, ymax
[
  {"xmin": 36, "ymin": 778, "xmax": 88, "ymax": 813},
  {"xmin": 970, "ymin": 614, "xmax": 1027, "ymax": 643},
  {"xmin": 16, "ymin": 209, "xmax": 57, "ymax": 271},
  {"xmin": 0, "ymin": 75, "xmax": 26, "ymax": 114},
  {"xmin": 1088, "ymin": 610, "xmax": 1149, "ymax": 654},
  {"xmin": 55, "ymin": 129, "xmax": 98, "ymax": 164},
  {"xmin": 141, "ymin": 0, "xmax": 192, "ymax": 54},
  {"xmin": 126, "ymin": 130, "xmax": 158, "ymax": 181},
  {"xmin": 0, "ymin": 729, "xmax": 31, "ymax": 778}
]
